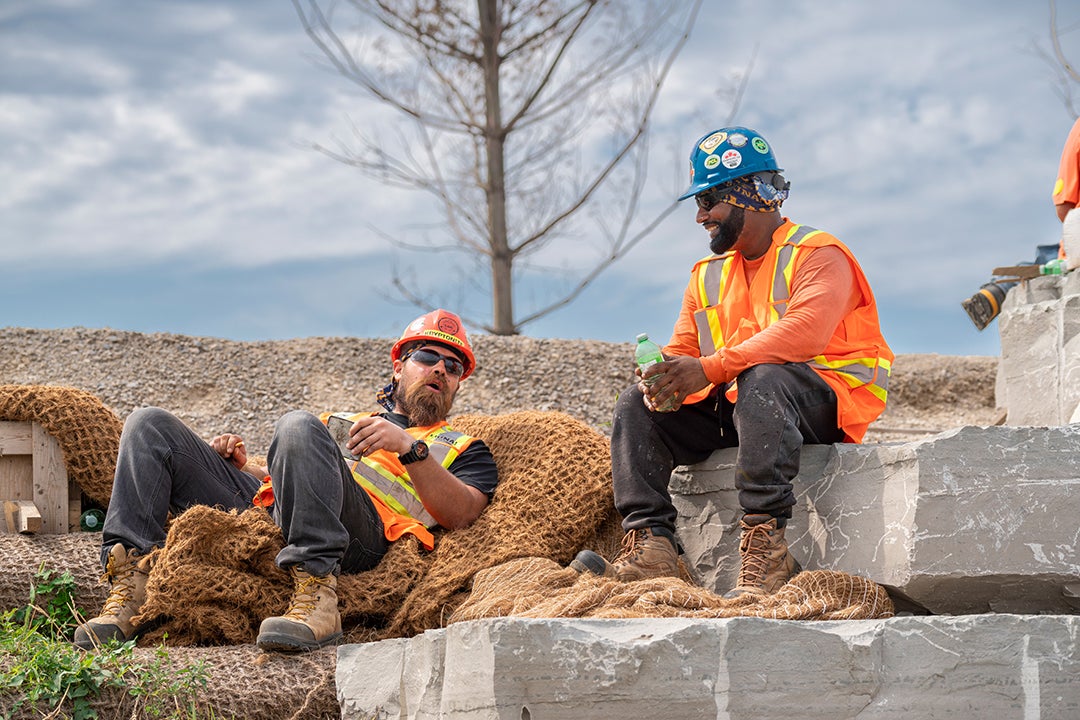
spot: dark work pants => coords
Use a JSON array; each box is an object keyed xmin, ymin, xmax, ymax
[
  {"xmin": 102, "ymin": 407, "xmax": 389, "ymax": 577},
  {"xmin": 610, "ymin": 362, "xmax": 844, "ymax": 534}
]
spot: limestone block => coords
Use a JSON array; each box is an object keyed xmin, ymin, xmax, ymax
[
  {"xmin": 997, "ymin": 274, "xmax": 1080, "ymax": 425},
  {"xmin": 337, "ymin": 615, "xmax": 1080, "ymax": 719},
  {"xmin": 338, "ymin": 632, "xmax": 447, "ymax": 720},
  {"xmin": 671, "ymin": 425, "xmax": 1080, "ymax": 614}
]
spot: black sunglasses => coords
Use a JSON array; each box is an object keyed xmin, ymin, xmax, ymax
[
  {"xmin": 404, "ymin": 347, "xmax": 466, "ymax": 377},
  {"xmin": 694, "ymin": 186, "xmax": 727, "ymax": 212}
]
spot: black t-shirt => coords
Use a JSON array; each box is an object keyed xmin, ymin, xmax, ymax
[{"xmin": 382, "ymin": 412, "xmax": 499, "ymax": 499}]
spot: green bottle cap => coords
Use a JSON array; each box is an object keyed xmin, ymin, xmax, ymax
[{"xmin": 80, "ymin": 509, "xmax": 105, "ymax": 532}]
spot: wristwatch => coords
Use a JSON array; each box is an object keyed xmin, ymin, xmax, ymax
[{"xmin": 398, "ymin": 439, "xmax": 429, "ymax": 465}]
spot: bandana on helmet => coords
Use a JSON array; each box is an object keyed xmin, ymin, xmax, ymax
[{"xmin": 712, "ymin": 173, "xmax": 789, "ymax": 212}]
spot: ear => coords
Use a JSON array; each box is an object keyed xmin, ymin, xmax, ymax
[{"xmin": 392, "ymin": 357, "xmax": 405, "ymax": 380}]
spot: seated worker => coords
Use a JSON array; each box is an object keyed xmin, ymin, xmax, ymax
[
  {"xmin": 74, "ymin": 309, "xmax": 498, "ymax": 652},
  {"xmin": 575, "ymin": 126, "xmax": 892, "ymax": 597}
]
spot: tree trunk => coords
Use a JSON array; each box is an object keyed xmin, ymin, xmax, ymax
[{"xmin": 478, "ymin": 0, "xmax": 515, "ymax": 335}]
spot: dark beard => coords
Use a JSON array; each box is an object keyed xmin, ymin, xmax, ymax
[
  {"xmin": 394, "ymin": 376, "xmax": 454, "ymax": 426},
  {"xmin": 709, "ymin": 207, "xmax": 745, "ymax": 255}
]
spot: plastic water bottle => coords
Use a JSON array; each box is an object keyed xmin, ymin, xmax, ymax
[
  {"xmin": 635, "ymin": 334, "xmax": 664, "ymax": 382},
  {"xmin": 79, "ymin": 509, "xmax": 105, "ymax": 532},
  {"xmin": 635, "ymin": 334, "xmax": 674, "ymax": 411},
  {"xmin": 1041, "ymin": 258, "xmax": 1067, "ymax": 275}
]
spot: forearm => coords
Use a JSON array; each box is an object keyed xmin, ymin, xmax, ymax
[
  {"xmin": 408, "ymin": 460, "xmax": 489, "ymax": 529},
  {"xmin": 241, "ymin": 458, "xmax": 269, "ymax": 479}
]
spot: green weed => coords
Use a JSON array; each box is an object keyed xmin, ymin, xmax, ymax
[{"xmin": 0, "ymin": 565, "xmax": 211, "ymax": 720}]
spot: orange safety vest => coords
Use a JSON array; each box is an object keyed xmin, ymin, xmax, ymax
[
  {"xmin": 252, "ymin": 413, "xmax": 478, "ymax": 550},
  {"xmin": 688, "ymin": 222, "xmax": 893, "ymax": 442}
]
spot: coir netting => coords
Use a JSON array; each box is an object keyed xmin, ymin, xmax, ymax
[{"xmin": 0, "ymin": 384, "xmax": 122, "ymax": 506}]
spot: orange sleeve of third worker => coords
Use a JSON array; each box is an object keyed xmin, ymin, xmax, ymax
[
  {"xmin": 1054, "ymin": 117, "xmax": 1080, "ymax": 210},
  {"xmin": 680, "ymin": 247, "xmax": 861, "ymax": 387}
]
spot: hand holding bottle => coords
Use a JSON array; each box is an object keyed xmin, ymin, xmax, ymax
[{"xmin": 635, "ymin": 334, "xmax": 676, "ymax": 412}]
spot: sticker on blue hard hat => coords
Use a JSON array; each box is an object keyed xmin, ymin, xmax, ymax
[
  {"xmin": 703, "ymin": 154, "xmax": 721, "ymax": 170},
  {"xmin": 752, "ymin": 137, "xmax": 769, "ymax": 154},
  {"xmin": 728, "ymin": 133, "xmax": 747, "ymax": 148},
  {"xmin": 699, "ymin": 132, "xmax": 727, "ymax": 153},
  {"xmin": 721, "ymin": 149, "xmax": 742, "ymax": 169}
]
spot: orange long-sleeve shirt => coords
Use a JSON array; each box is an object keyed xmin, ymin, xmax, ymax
[
  {"xmin": 664, "ymin": 237, "xmax": 862, "ymax": 387},
  {"xmin": 1053, "ymin": 116, "xmax": 1080, "ymax": 213}
]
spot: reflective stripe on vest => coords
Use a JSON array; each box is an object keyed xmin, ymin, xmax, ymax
[
  {"xmin": 807, "ymin": 355, "xmax": 891, "ymax": 404},
  {"xmin": 346, "ymin": 423, "xmax": 473, "ymax": 529},
  {"xmin": 691, "ymin": 224, "xmax": 889, "ymax": 403},
  {"xmin": 770, "ymin": 224, "xmax": 823, "ymax": 319}
]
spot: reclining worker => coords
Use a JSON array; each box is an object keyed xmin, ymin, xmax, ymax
[
  {"xmin": 576, "ymin": 127, "xmax": 892, "ymax": 597},
  {"xmin": 74, "ymin": 309, "xmax": 498, "ymax": 652}
]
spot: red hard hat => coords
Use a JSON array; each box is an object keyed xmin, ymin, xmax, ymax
[{"xmin": 391, "ymin": 309, "xmax": 476, "ymax": 379}]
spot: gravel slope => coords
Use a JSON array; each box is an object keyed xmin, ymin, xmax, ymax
[{"xmin": 0, "ymin": 327, "xmax": 1001, "ymax": 450}]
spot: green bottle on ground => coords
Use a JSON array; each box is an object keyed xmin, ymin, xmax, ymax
[{"xmin": 79, "ymin": 509, "xmax": 105, "ymax": 532}]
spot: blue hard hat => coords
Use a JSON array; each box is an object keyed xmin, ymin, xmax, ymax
[{"xmin": 678, "ymin": 127, "xmax": 783, "ymax": 201}]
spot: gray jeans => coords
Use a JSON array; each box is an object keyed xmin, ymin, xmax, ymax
[
  {"xmin": 610, "ymin": 362, "xmax": 844, "ymax": 534},
  {"xmin": 102, "ymin": 407, "xmax": 388, "ymax": 576}
]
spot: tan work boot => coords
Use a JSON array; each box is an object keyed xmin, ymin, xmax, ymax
[
  {"xmin": 724, "ymin": 514, "xmax": 801, "ymax": 598},
  {"xmin": 611, "ymin": 528, "xmax": 679, "ymax": 581},
  {"xmin": 73, "ymin": 544, "xmax": 153, "ymax": 649},
  {"xmin": 570, "ymin": 528, "xmax": 679, "ymax": 581},
  {"xmin": 256, "ymin": 568, "xmax": 342, "ymax": 653}
]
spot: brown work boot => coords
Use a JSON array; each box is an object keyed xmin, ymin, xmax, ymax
[
  {"xmin": 73, "ymin": 544, "xmax": 153, "ymax": 649},
  {"xmin": 569, "ymin": 549, "xmax": 618, "ymax": 578},
  {"xmin": 256, "ymin": 568, "xmax": 342, "ymax": 653},
  {"xmin": 724, "ymin": 514, "xmax": 801, "ymax": 598},
  {"xmin": 611, "ymin": 527, "xmax": 679, "ymax": 582}
]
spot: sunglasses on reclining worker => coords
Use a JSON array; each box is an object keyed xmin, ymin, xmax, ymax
[{"xmin": 403, "ymin": 347, "xmax": 466, "ymax": 377}]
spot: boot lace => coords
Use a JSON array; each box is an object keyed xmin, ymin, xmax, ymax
[
  {"xmin": 99, "ymin": 553, "xmax": 138, "ymax": 616},
  {"xmin": 734, "ymin": 523, "xmax": 772, "ymax": 589},
  {"xmin": 612, "ymin": 529, "xmax": 647, "ymax": 565},
  {"xmin": 283, "ymin": 574, "xmax": 333, "ymax": 620}
]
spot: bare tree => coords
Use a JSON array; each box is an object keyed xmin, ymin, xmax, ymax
[
  {"xmin": 291, "ymin": 0, "xmax": 726, "ymax": 335},
  {"xmin": 1040, "ymin": 0, "xmax": 1080, "ymax": 117}
]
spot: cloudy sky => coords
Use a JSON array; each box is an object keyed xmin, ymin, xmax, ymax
[{"xmin": 3, "ymin": 0, "xmax": 1078, "ymax": 358}]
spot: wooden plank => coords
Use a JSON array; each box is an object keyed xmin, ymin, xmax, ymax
[
  {"xmin": 69, "ymin": 483, "xmax": 83, "ymax": 533},
  {"xmin": 4, "ymin": 500, "xmax": 42, "ymax": 534},
  {"xmin": 0, "ymin": 422, "xmax": 33, "ymax": 522},
  {"xmin": 0, "ymin": 421, "xmax": 74, "ymax": 534},
  {"xmin": 33, "ymin": 422, "xmax": 68, "ymax": 534},
  {"xmin": 0, "ymin": 455, "xmax": 32, "ymax": 504},
  {"xmin": 0, "ymin": 421, "xmax": 33, "ymax": 454}
]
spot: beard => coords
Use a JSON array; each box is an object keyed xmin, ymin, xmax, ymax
[
  {"xmin": 393, "ymin": 376, "xmax": 455, "ymax": 426},
  {"xmin": 709, "ymin": 207, "xmax": 745, "ymax": 255}
]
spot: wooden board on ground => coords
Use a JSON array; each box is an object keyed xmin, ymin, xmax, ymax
[{"xmin": 0, "ymin": 420, "xmax": 76, "ymax": 533}]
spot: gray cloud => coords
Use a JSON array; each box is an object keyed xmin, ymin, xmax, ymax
[{"xmin": 0, "ymin": 0, "xmax": 1076, "ymax": 355}]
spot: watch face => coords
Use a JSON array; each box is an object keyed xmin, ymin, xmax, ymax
[{"xmin": 414, "ymin": 440, "xmax": 429, "ymax": 459}]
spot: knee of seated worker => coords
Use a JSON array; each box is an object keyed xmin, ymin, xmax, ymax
[
  {"xmin": 733, "ymin": 366, "xmax": 790, "ymax": 414},
  {"xmin": 123, "ymin": 406, "xmax": 184, "ymax": 439},
  {"xmin": 613, "ymin": 383, "xmax": 648, "ymax": 420},
  {"xmin": 272, "ymin": 410, "xmax": 326, "ymax": 451}
]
